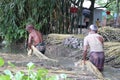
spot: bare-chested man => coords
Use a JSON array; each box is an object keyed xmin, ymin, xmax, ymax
[{"xmin": 26, "ymin": 24, "xmax": 45, "ymax": 54}]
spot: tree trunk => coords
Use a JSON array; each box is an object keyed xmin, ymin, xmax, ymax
[
  {"xmin": 79, "ymin": 0, "xmax": 84, "ymax": 34},
  {"xmin": 116, "ymin": 0, "xmax": 120, "ymax": 27},
  {"xmin": 89, "ymin": 0, "xmax": 95, "ymax": 25}
]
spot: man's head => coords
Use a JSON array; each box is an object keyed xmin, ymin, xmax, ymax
[
  {"xmin": 89, "ymin": 24, "xmax": 98, "ymax": 32},
  {"xmin": 97, "ymin": 18, "xmax": 99, "ymax": 21},
  {"xmin": 26, "ymin": 24, "xmax": 34, "ymax": 32}
]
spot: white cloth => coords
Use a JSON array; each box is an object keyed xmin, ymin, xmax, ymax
[
  {"xmin": 84, "ymin": 33, "xmax": 104, "ymax": 52},
  {"xmin": 89, "ymin": 24, "xmax": 98, "ymax": 31}
]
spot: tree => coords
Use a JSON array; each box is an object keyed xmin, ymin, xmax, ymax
[
  {"xmin": 89, "ymin": 0, "xmax": 95, "ymax": 24},
  {"xmin": 0, "ymin": 0, "xmax": 98, "ymax": 44},
  {"xmin": 0, "ymin": 0, "xmax": 55, "ymax": 43},
  {"xmin": 96, "ymin": 0, "xmax": 120, "ymax": 26}
]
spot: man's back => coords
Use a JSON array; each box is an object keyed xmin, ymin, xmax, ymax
[
  {"xmin": 83, "ymin": 24, "xmax": 105, "ymax": 72},
  {"xmin": 84, "ymin": 33, "xmax": 104, "ymax": 52}
]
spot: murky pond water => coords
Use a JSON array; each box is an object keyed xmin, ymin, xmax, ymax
[
  {"xmin": 0, "ymin": 43, "xmax": 26, "ymax": 54},
  {"xmin": 0, "ymin": 44, "xmax": 120, "ymax": 80},
  {"xmin": 103, "ymin": 66, "xmax": 120, "ymax": 80}
]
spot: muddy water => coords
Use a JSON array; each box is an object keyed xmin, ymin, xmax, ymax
[
  {"xmin": 0, "ymin": 44, "xmax": 26, "ymax": 54},
  {"xmin": 103, "ymin": 66, "xmax": 120, "ymax": 80},
  {"xmin": 0, "ymin": 45, "xmax": 120, "ymax": 80}
]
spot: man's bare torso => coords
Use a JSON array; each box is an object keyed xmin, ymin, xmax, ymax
[{"xmin": 28, "ymin": 29, "xmax": 43, "ymax": 46}]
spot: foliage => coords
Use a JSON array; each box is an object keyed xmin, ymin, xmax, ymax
[
  {"xmin": 0, "ymin": 57, "xmax": 4, "ymax": 67},
  {"xmin": 0, "ymin": 0, "xmax": 85, "ymax": 43},
  {"xmin": 0, "ymin": 0, "xmax": 99, "ymax": 43},
  {"xmin": 0, "ymin": 0, "xmax": 55, "ymax": 44},
  {"xmin": 0, "ymin": 57, "xmax": 69, "ymax": 80},
  {"xmin": 96, "ymin": 0, "xmax": 120, "ymax": 20}
]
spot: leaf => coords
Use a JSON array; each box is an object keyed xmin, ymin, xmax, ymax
[
  {"xmin": 59, "ymin": 74, "xmax": 67, "ymax": 79},
  {"xmin": 7, "ymin": 61, "xmax": 15, "ymax": 68},
  {"xmin": 0, "ymin": 57, "xmax": 4, "ymax": 67},
  {"xmin": 0, "ymin": 75, "xmax": 10, "ymax": 80},
  {"xmin": 27, "ymin": 62, "xmax": 35, "ymax": 70},
  {"xmin": 48, "ymin": 75, "xmax": 59, "ymax": 80},
  {"xmin": 29, "ymin": 72, "xmax": 37, "ymax": 80},
  {"xmin": 36, "ymin": 68, "xmax": 48, "ymax": 79},
  {"xmin": 22, "ymin": 75, "xmax": 28, "ymax": 80},
  {"xmin": 15, "ymin": 71, "xmax": 24, "ymax": 80},
  {"xmin": 4, "ymin": 70, "xmax": 14, "ymax": 79}
]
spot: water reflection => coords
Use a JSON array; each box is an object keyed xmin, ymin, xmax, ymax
[
  {"xmin": 0, "ymin": 43, "xmax": 120, "ymax": 80},
  {"xmin": 0, "ymin": 43, "xmax": 27, "ymax": 54},
  {"xmin": 103, "ymin": 66, "xmax": 120, "ymax": 80}
]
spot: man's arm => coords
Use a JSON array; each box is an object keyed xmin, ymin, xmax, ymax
[
  {"xmin": 83, "ymin": 45, "xmax": 88, "ymax": 64},
  {"xmin": 83, "ymin": 37, "xmax": 89, "ymax": 64},
  {"xmin": 28, "ymin": 34, "xmax": 32, "ymax": 49}
]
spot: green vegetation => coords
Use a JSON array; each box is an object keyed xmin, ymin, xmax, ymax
[
  {"xmin": 0, "ymin": 0, "xmax": 80, "ymax": 43},
  {"xmin": 0, "ymin": 0, "xmax": 55, "ymax": 43},
  {"xmin": 0, "ymin": 0, "xmax": 119, "ymax": 44},
  {"xmin": 0, "ymin": 57, "xmax": 4, "ymax": 67},
  {"xmin": 0, "ymin": 57, "xmax": 69, "ymax": 80},
  {"xmin": 96, "ymin": 0, "xmax": 120, "ymax": 20}
]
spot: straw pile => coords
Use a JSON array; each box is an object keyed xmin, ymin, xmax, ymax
[
  {"xmin": 27, "ymin": 46, "xmax": 57, "ymax": 62},
  {"xmin": 98, "ymin": 27, "xmax": 120, "ymax": 42},
  {"xmin": 104, "ymin": 42, "xmax": 120, "ymax": 68},
  {"xmin": 75, "ymin": 60, "xmax": 105, "ymax": 80},
  {"xmin": 46, "ymin": 33, "xmax": 84, "ymax": 44}
]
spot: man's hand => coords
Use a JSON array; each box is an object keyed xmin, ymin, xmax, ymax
[
  {"xmin": 27, "ymin": 48, "xmax": 33, "ymax": 56},
  {"xmin": 27, "ymin": 43, "xmax": 32, "ymax": 50}
]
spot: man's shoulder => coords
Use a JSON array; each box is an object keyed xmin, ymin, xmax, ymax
[
  {"xmin": 97, "ymin": 33, "xmax": 103, "ymax": 37},
  {"xmin": 29, "ymin": 30, "xmax": 36, "ymax": 36},
  {"xmin": 85, "ymin": 33, "xmax": 98, "ymax": 38},
  {"xmin": 84, "ymin": 35, "xmax": 90, "ymax": 40}
]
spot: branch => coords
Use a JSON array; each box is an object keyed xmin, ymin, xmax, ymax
[
  {"xmin": 95, "ymin": 0, "xmax": 116, "ymax": 9},
  {"xmin": 69, "ymin": 0, "xmax": 81, "ymax": 7}
]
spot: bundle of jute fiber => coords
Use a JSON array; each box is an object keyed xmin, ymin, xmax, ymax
[
  {"xmin": 104, "ymin": 42, "xmax": 120, "ymax": 58},
  {"xmin": 46, "ymin": 33, "xmax": 84, "ymax": 44},
  {"xmin": 27, "ymin": 45, "xmax": 58, "ymax": 62},
  {"xmin": 75, "ymin": 60, "xmax": 105, "ymax": 80},
  {"xmin": 104, "ymin": 42, "xmax": 120, "ymax": 68},
  {"xmin": 98, "ymin": 27, "xmax": 120, "ymax": 42}
]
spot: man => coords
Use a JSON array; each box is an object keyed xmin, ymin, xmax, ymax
[
  {"xmin": 26, "ymin": 24, "xmax": 45, "ymax": 54},
  {"xmin": 83, "ymin": 24, "xmax": 105, "ymax": 72}
]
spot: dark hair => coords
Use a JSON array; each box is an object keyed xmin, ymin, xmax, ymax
[
  {"xmin": 26, "ymin": 24, "xmax": 34, "ymax": 30},
  {"xmin": 97, "ymin": 18, "xmax": 99, "ymax": 20}
]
